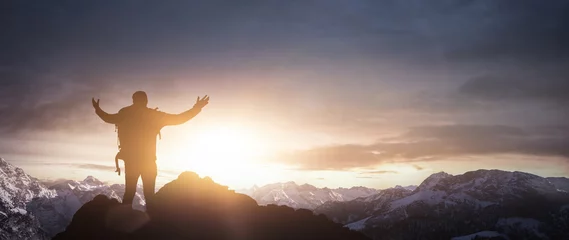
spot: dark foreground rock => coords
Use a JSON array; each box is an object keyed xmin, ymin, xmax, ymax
[{"xmin": 53, "ymin": 172, "xmax": 369, "ymax": 240}]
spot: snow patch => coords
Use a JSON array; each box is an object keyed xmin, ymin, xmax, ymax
[
  {"xmin": 451, "ymin": 231, "xmax": 508, "ymax": 240},
  {"xmin": 250, "ymin": 182, "xmax": 379, "ymax": 209},
  {"xmin": 345, "ymin": 217, "xmax": 370, "ymax": 231}
]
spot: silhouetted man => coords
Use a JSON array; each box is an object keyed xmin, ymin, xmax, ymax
[{"xmin": 92, "ymin": 91, "xmax": 209, "ymax": 206}]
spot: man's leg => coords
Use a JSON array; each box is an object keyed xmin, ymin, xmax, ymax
[
  {"xmin": 140, "ymin": 161, "xmax": 158, "ymax": 206},
  {"xmin": 123, "ymin": 162, "xmax": 141, "ymax": 205}
]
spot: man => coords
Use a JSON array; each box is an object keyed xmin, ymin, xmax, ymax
[{"xmin": 92, "ymin": 91, "xmax": 209, "ymax": 206}]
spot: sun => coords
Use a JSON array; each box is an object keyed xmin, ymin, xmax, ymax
[{"xmin": 161, "ymin": 124, "xmax": 271, "ymax": 188}]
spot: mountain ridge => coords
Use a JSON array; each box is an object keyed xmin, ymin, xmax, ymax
[
  {"xmin": 316, "ymin": 169, "xmax": 569, "ymax": 239},
  {"xmin": 2, "ymin": 157, "xmax": 569, "ymax": 239},
  {"xmin": 238, "ymin": 181, "xmax": 381, "ymax": 210}
]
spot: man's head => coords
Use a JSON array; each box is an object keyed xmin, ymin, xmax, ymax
[{"xmin": 132, "ymin": 91, "xmax": 148, "ymax": 107}]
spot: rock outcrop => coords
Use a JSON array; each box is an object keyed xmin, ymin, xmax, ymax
[{"xmin": 53, "ymin": 171, "xmax": 370, "ymax": 240}]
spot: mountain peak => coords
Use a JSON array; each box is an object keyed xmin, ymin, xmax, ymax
[
  {"xmin": 82, "ymin": 176, "xmax": 104, "ymax": 186},
  {"xmin": 416, "ymin": 171, "xmax": 453, "ymax": 191},
  {"xmin": 298, "ymin": 183, "xmax": 317, "ymax": 191},
  {"xmin": 430, "ymin": 171, "xmax": 451, "ymax": 178},
  {"xmin": 394, "ymin": 185, "xmax": 418, "ymax": 191},
  {"xmin": 0, "ymin": 157, "xmax": 14, "ymax": 170}
]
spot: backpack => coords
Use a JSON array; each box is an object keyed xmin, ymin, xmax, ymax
[{"xmin": 114, "ymin": 107, "xmax": 162, "ymax": 151}]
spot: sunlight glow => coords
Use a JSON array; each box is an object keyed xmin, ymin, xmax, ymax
[{"xmin": 161, "ymin": 123, "xmax": 274, "ymax": 188}]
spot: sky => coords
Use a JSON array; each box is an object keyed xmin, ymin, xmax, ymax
[{"xmin": 1, "ymin": 0, "xmax": 569, "ymax": 190}]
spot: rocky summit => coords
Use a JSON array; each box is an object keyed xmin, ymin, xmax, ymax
[{"xmin": 53, "ymin": 171, "xmax": 370, "ymax": 240}]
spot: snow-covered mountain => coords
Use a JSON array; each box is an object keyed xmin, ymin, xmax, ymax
[
  {"xmin": 316, "ymin": 170, "xmax": 569, "ymax": 240},
  {"xmin": 0, "ymin": 158, "xmax": 55, "ymax": 240},
  {"xmin": 30, "ymin": 176, "xmax": 145, "ymax": 236},
  {"xmin": 547, "ymin": 177, "xmax": 569, "ymax": 192},
  {"xmin": 0, "ymin": 157, "xmax": 145, "ymax": 238},
  {"xmin": 392, "ymin": 185, "xmax": 417, "ymax": 191},
  {"xmin": 238, "ymin": 182, "xmax": 380, "ymax": 210},
  {"xmin": 315, "ymin": 186, "xmax": 414, "ymax": 224}
]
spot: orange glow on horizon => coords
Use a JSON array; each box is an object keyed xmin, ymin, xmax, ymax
[{"xmin": 159, "ymin": 123, "xmax": 277, "ymax": 187}]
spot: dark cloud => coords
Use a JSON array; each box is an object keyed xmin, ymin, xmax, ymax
[
  {"xmin": 404, "ymin": 124, "xmax": 526, "ymax": 140},
  {"xmin": 0, "ymin": 66, "xmax": 113, "ymax": 135},
  {"xmin": 445, "ymin": 0, "xmax": 569, "ymax": 63},
  {"xmin": 412, "ymin": 165, "xmax": 424, "ymax": 171},
  {"xmin": 278, "ymin": 124, "xmax": 569, "ymax": 170},
  {"xmin": 459, "ymin": 72, "xmax": 569, "ymax": 105}
]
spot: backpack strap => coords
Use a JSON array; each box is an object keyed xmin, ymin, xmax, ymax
[{"xmin": 115, "ymin": 124, "xmax": 120, "ymax": 150}]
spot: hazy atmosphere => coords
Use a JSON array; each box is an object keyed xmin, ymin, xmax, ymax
[{"xmin": 2, "ymin": 0, "xmax": 569, "ymax": 189}]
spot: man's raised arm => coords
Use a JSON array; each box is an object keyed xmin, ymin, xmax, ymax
[
  {"xmin": 160, "ymin": 95, "xmax": 209, "ymax": 126},
  {"xmin": 92, "ymin": 98, "xmax": 121, "ymax": 124}
]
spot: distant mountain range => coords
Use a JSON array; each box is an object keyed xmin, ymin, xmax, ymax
[
  {"xmin": 315, "ymin": 170, "xmax": 569, "ymax": 239},
  {"xmin": 236, "ymin": 182, "xmax": 400, "ymax": 210},
  {"xmin": 1, "ymin": 156, "xmax": 568, "ymax": 239}
]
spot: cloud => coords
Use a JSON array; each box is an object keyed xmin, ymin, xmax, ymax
[
  {"xmin": 404, "ymin": 124, "xmax": 527, "ymax": 140},
  {"xmin": 0, "ymin": 65, "xmax": 120, "ymax": 136},
  {"xmin": 360, "ymin": 170, "xmax": 398, "ymax": 175},
  {"xmin": 2, "ymin": 0, "xmax": 568, "ymax": 179},
  {"xmin": 445, "ymin": 0, "xmax": 569, "ymax": 63},
  {"xmin": 458, "ymin": 72, "xmax": 569, "ymax": 105},
  {"xmin": 77, "ymin": 164, "xmax": 116, "ymax": 171},
  {"xmin": 277, "ymin": 124, "xmax": 569, "ymax": 170},
  {"xmin": 277, "ymin": 144, "xmax": 380, "ymax": 171},
  {"xmin": 73, "ymin": 163, "xmax": 182, "ymax": 176},
  {"xmin": 412, "ymin": 165, "xmax": 424, "ymax": 171}
]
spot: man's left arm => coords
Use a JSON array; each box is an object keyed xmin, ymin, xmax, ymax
[{"xmin": 159, "ymin": 95, "xmax": 209, "ymax": 126}]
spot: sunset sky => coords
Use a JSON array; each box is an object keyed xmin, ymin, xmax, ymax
[{"xmin": 1, "ymin": 0, "xmax": 568, "ymax": 190}]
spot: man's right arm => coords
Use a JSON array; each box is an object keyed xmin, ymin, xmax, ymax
[
  {"xmin": 95, "ymin": 108, "xmax": 121, "ymax": 124},
  {"xmin": 92, "ymin": 98, "xmax": 121, "ymax": 124}
]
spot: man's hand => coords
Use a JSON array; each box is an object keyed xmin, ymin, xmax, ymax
[
  {"xmin": 92, "ymin": 98, "xmax": 101, "ymax": 110},
  {"xmin": 193, "ymin": 95, "xmax": 210, "ymax": 109}
]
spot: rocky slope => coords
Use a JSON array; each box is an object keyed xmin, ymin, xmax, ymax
[
  {"xmin": 315, "ymin": 187, "xmax": 414, "ymax": 225},
  {"xmin": 53, "ymin": 171, "xmax": 370, "ymax": 240}
]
